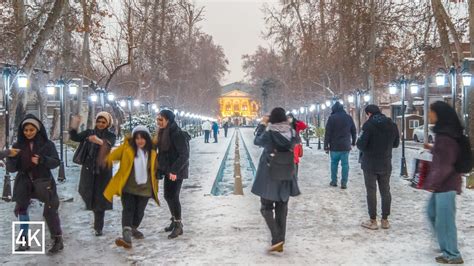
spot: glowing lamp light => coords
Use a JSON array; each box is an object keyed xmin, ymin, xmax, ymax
[
  {"xmin": 348, "ymin": 95, "xmax": 354, "ymax": 103},
  {"xmin": 410, "ymin": 83, "xmax": 419, "ymax": 94},
  {"xmin": 119, "ymin": 100, "xmax": 126, "ymax": 107},
  {"xmin": 462, "ymin": 72, "xmax": 472, "ymax": 87},
  {"xmin": 90, "ymin": 94, "xmax": 98, "ymax": 102},
  {"xmin": 389, "ymin": 84, "xmax": 398, "ymax": 95},
  {"xmin": 435, "ymin": 71, "xmax": 446, "ymax": 87},
  {"xmin": 107, "ymin": 93, "xmax": 115, "ymax": 101},
  {"xmin": 133, "ymin": 99, "xmax": 140, "ymax": 107},
  {"xmin": 46, "ymin": 83, "xmax": 56, "ymax": 95},
  {"xmin": 363, "ymin": 95, "xmax": 371, "ymax": 103},
  {"xmin": 68, "ymin": 84, "xmax": 78, "ymax": 95},
  {"xmin": 17, "ymin": 73, "xmax": 28, "ymax": 89}
]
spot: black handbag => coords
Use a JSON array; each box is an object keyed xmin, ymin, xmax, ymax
[
  {"xmin": 73, "ymin": 141, "xmax": 89, "ymax": 165},
  {"xmin": 268, "ymin": 150, "xmax": 295, "ymax": 181},
  {"xmin": 267, "ymin": 131, "xmax": 295, "ymax": 181},
  {"xmin": 31, "ymin": 177, "xmax": 59, "ymax": 209}
]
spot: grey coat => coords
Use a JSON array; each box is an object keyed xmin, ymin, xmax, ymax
[{"xmin": 251, "ymin": 124, "xmax": 301, "ymax": 202}]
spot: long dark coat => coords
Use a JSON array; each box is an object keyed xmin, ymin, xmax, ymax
[
  {"xmin": 69, "ymin": 128, "xmax": 116, "ymax": 211},
  {"xmin": 157, "ymin": 121, "xmax": 190, "ymax": 179},
  {"xmin": 7, "ymin": 114, "xmax": 60, "ymax": 209},
  {"xmin": 251, "ymin": 124, "xmax": 300, "ymax": 202}
]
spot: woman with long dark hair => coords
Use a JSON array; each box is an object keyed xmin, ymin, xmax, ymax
[
  {"xmin": 156, "ymin": 109, "xmax": 190, "ymax": 239},
  {"xmin": 423, "ymin": 101, "xmax": 464, "ymax": 264},
  {"xmin": 103, "ymin": 125, "xmax": 159, "ymax": 249},
  {"xmin": 252, "ymin": 107, "xmax": 300, "ymax": 253},
  {"xmin": 69, "ymin": 112, "xmax": 116, "ymax": 236},
  {"xmin": 7, "ymin": 114, "xmax": 64, "ymax": 254}
]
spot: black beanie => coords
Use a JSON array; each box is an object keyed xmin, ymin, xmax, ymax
[
  {"xmin": 365, "ymin": 104, "xmax": 381, "ymax": 115},
  {"xmin": 160, "ymin": 109, "xmax": 176, "ymax": 123}
]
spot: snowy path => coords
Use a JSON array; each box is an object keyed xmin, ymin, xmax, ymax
[{"xmin": 0, "ymin": 127, "xmax": 472, "ymax": 265}]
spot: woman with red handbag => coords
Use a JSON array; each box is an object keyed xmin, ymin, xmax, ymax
[{"xmin": 287, "ymin": 114, "xmax": 307, "ymax": 178}]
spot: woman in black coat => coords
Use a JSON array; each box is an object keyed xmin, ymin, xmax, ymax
[
  {"xmin": 251, "ymin": 107, "xmax": 300, "ymax": 253},
  {"xmin": 7, "ymin": 114, "xmax": 64, "ymax": 254},
  {"xmin": 69, "ymin": 112, "xmax": 116, "ymax": 236},
  {"xmin": 157, "ymin": 109, "xmax": 190, "ymax": 239}
]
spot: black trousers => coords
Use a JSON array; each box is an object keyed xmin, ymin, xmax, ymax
[
  {"xmin": 164, "ymin": 178, "xmax": 183, "ymax": 220},
  {"xmin": 363, "ymin": 170, "xmax": 392, "ymax": 220},
  {"xmin": 224, "ymin": 128, "xmax": 228, "ymax": 138},
  {"xmin": 94, "ymin": 211, "xmax": 105, "ymax": 231},
  {"xmin": 121, "ymin": 192, "xmax": 149, "ymax": 228},
  {"xmin": 260, "ymin": 198, "xmax": 288, "ymax": 245},
  {"xmin": 213, "ymin": 131, "xmax": 218, "ymax": 143}
]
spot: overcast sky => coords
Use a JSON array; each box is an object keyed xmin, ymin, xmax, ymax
[{"xmin": 196, "ymin": 0, "xmax": 279, "ymax": 85}]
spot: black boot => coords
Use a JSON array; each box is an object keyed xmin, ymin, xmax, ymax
[
  {"xmin": 132, "ymin": 227, "xmax": 144, "ymax": 239},
  {"xmin": 164, "ymin": 217, "xmax": 175, "ymax": 232},
  {"xmin": 48, "ymin": 236, "xmax": 64, "ymax": 254},
  {"xmin": 15, "ymin": 235, "xmax": 30, "ymax": 252},
  {"xmin": 115, "ymin": 227, "xmax": 132, "ymax": 249},
  {"xmin": 168, "ymin": 220, "xmax": 183, "ymax": 239}
]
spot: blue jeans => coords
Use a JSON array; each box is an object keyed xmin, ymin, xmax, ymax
[
  {"xmin": 427, "ymin": 191, "xmax": 462, "ymax": 260},
  {"xmin": 330, "ymin": 151, "xmax": 349, "ymax": 185}
]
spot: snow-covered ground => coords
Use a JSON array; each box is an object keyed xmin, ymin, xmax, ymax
[{"xmin": 0, "ymin": 127, "xmax": 472, "ymax": 265}]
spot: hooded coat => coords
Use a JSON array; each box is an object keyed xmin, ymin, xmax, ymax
[
  {"xmin": 324, "ymin": 102, "xmax": 357, "ymax": 151},
  {"xmin": 157, "ymin": 121, "xmax": 190, "ymax": 179},
  {"xmin": 6, "ymin": 114, "xmax": 60, "ymax": 208},
  {"xmin": 69, "ymin": 126, "xmax": 116, "ymax": 211},
  {"xmin": 251, "ymin": 123, "xmax": 301, "ymax": 202},
  {"xmin": 356, "ymin": 113, "xmax": 400, "ymax": 173}
]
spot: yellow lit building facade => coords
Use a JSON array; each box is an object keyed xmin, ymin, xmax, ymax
[{"xmin": 219, "ymin": 90, "xmax": 259, "ymax": 126}]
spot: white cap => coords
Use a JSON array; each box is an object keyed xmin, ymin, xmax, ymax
[{"xmin": 132, "ymin": 125, "xmax": 151, "ymax": 137}]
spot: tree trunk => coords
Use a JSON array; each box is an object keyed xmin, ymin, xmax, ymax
[
  {"xmin": 367, "ymin": 0, "xmax": 377, "ymax": 104},
  {"xmin": 431, "ymin": 0, "xmax": 454, "ymax": 67},
  {"xmin": 20, "ymin": 0, "xmax": 66, "ymax": 74}
]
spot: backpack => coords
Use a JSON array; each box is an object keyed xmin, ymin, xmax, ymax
[
  {"xmin": 454, "ymin": 134, "xmax": 473, "ymax": 173},
  {"xmin": 267, "ymin": 130, "xmax": 296, "ymax": 181}
]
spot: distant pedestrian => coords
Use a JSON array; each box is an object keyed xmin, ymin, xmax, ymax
[
  {"xmin": 423, "ymin": 101, "xmax": 465, "ymax": 264},
  {"xmin": 69, "ymin": 112, "xmax": 116, "ymax": 236},
  {"xmin": 287, "ymin": 113, "xmax": 307, "ymax": 178},
  {"xmin": 202, "ymin": 120, "xmax": 211, "ymax": 143},
  {"xmin": 356, "ymin": 105, "xmax": 399, "ymax": 230},
  {"xmin": 223, "ymin": 121, "xmax": 229, "ymax": 138},
  {"xmin": 324, "ymin": 101, "xmax": 356, "ymax": 189},
  {"xmin": 104, "ymin": 125, "xmax": 159, "ymax": 249},
  {"xmin": 212, "ymin": 121, "xmax": 219, "ymax": 143},
  {"xmin": 252, "ymin": 107, "xmax": 300, "ymax": 253}
]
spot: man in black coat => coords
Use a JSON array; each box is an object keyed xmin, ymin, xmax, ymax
[
  {"xmin": 357, "ymin": 104, "xmax": 399, "ymax": 230},
  {"xmin": 324, "ymin": 101, "xmax": 357, "ymax": 189},
  {"xmin": 157, "ymin": 109, "xmax": 190, "ymax": 239}
]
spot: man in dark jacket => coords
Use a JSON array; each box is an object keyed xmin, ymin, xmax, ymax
[
  {"xmin": 357, "ymin": 104, "xmax": 399, "ymax": 230},
  {"xmin": 324, "ymin": 101, "xmax": 357, "ymax": 189},
  {"xmin": 157, "ymin": 110, "xmax": 190, "ymax": 239}
]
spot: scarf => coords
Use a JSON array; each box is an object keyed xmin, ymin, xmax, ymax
[
  {"xmin": 20, "ymin": 140, "xmax": 41, "ymax": 179},
  {"xmin": 158, "ymin": 125, "xmax": 171, "ymax": 152},
  {"xmin": 134, "ymin": 149, "xmax": 148, "ymax": 185},
  {"xmin": 267, "ymin": 122, "xmax": 293, "ymax": 141}
]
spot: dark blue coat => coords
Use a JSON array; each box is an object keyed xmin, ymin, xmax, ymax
[{"xmin": 324, "ymin": 102, "xmax": 357, "ymax": 151}]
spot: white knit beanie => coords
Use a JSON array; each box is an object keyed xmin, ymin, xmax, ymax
[{"xmin": 132, "ymin": 125, "xmax": 151, "ymax": 137}]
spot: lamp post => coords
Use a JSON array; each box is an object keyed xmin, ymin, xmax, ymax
[
  {"xmin": 47, "ymin": 78, "xmax": 79, "ymax": 182},
  {"xmin": 436, "ymin": 66, "xmax": 460, "ymax": 108},
  {"xmin": 348, "ymin": 89, "xmax": 370, "ymax": 132},
  {"xmin": 462, "ymin": 70, "xmax": 472, "ymax": 135},
  {"xmin": 2, "ymin": 66, "xmax": 28, "ymax": 201},
  {"xmin": 388, "ymin": 76, "xmax": 420, "ymax": 178}
]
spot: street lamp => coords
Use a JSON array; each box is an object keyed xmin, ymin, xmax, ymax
[
  {"xmin": 348, "ymin": 89, "xmax": 370, "ymax": 133},
  {"xmin": 462, "ymin": 70, "xmax": 472, "ymax": 135},
  {"xmin": 387, "ymin": 76, "xmax": 419, "ymax": 178},
  {"xmin": 2, "ymin": 66, "xmax": 28, "ymax": 201},
  {"xmin": 435, "ymin": 66, "xmax": 458, "ymax": 108},
  {"xmin": 46, "ymin": 78, "xmax": 80, "ymax": 182},
  {"xmin": 325, "ymin": 100, "xmax": 331, "ymax": 107}
]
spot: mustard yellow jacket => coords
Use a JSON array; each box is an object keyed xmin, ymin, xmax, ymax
[{"xmin": 103, "ymin": 139, "xmax": 159, "ymax": 205}]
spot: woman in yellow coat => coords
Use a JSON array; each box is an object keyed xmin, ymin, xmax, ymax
[{"xmin": 104, "ymin": 125, "xmax": 159, "ymax": 249}]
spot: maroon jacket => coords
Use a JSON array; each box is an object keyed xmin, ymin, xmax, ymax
[{"xmin": 424, "ymin": 134, "xmax": 462, "ymax": 193}]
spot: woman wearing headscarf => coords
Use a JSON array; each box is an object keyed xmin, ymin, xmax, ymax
[
  {"xmin": 7, "ymin": 114, "xmax": 64, "ymax": 254},
  {"xmin": 69, "ymin": 112, "xmax": 116, "ymax": 236},
  {"xmin": 156, "ymin": 109, "xmax": 190, "ymax": 239},
  {"xmin": 423, "ymin": 101, "xmax": 464, "ymax": 264},
  {"xmin": 252, "ymin": 107, "xmax": 300, "ymax": 253},
  {"xmin": 104, "ymin": 125, "xmax": 159, "ymax": 249}
]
